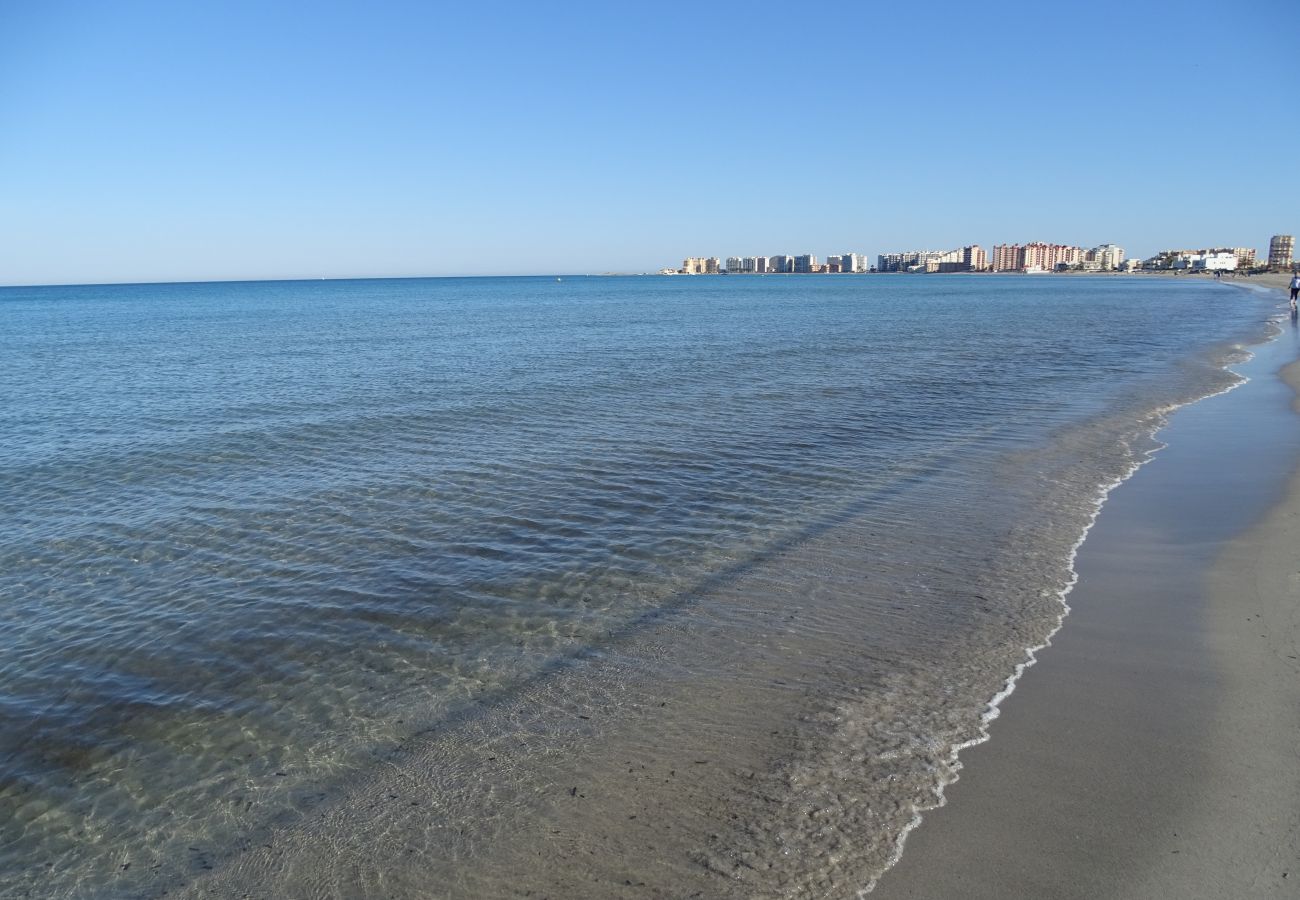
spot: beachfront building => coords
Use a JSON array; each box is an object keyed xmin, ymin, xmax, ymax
[
  {"xmin": 680, "ymin": 257, "xmax": 721, "ymax": 274},
  {"xmin": 878, "ymin": 250, "xmax": 939, "ymax": 273},
  {"xmin": 923, "ymin": 250, "xmax": 950, "ymax": 272},
  {"xmin": 1083, "ymin": 244, "xmax": 1124, "ymax": 271},
  {"xmin": 1269, "ymin": 235, "xmax": 1294, "ymax": 270},
  {"xmin": 1028, "ymin": 242, "xmax": 1081, "ymax": 271},
  {"xmin": 769, "ymin": 255, "xmax": 794, "ymax": 273},
  {"xmin": 877, "ymin": 251, "xmax": 916, "ymax": 272},
  {"xmin": 991, "ymin": 243, "xmax": 1083, "ymax": 272},
  {"xmin": 1173, "ymin": 251, "xmax": 1238, "ymax": 271},
  {"xmin": 836, "ymin": 252, "xmax": 866, "ymax": 273},
  {"xmin": 726, "ymin": 256, "xmax": 774, "ymax": 274},
  {"xmin": 1198, "ymin": 252, "xmax": 1238, "ymax": 271},
  {"xmin": 877, "ymin": 247, "xmax": 984, "ymax": 273},
  {"xmin": 1142, "ymin": 250, "xmax": 1185, "ymax": 270},
  {"xmin": 929, "ymin": 249, "xmax": 962, "ymax": 272},
  {"xmin": 932, "ymin": 245, "xmax": 988, "ymax": 272},
  {"xmin": 793, "ymin": 254, "xmax": 817, "ymax": 274},
  {"xmin": 991, "ymin": 244, "xmax": 1020, "ymax": 272},
  {"xmin": 1146, "ymin": 247, "xmax": 1257, "ymax": 271},
  {"xmin": 1143, "ymin": 251, "xmax": 1181, "ymax": 270}
]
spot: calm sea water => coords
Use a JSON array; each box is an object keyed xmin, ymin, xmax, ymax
[{"xmin": 0, "ymin": 275, "xmax": 1278, "ymax": 898}]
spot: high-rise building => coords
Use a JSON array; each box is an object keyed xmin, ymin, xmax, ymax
[
  {"xmin": 878, "ymin": 250, "xmax": 936, "ymax": 272},
  {"xmin": 1034, "ymin": 243, "xmax": 1081, "ymax": 271},
  {"xmin": 1078, "ymin": 244, "xmax": 1122, "ymax": 270},
  {"xmin": 932, "ymin": 247, "xmax": 983, "ymax": 273},
  {"xmin": 1086, "ymin": 244, "xmax": 1124, "ymax": 270},
  {"xmin": 835, "ymin": 252, "xmax": 865, "ymax": 273},
  {"xmin": 1269, "ymin": 235, "xmax": 1294, "ymax": 270},
  {"xmin": 962, "ymin": 245, "xmax": 988, "ymax": 272},
  {"xmin": 991, "ymin": 244, "xmax": 1025, "ymax": 271},
  {"xmin": 725, "ymin": 257, "xmax": 744, "ymax": 274},
  {"xmin": 992, "ymin": 243, "xmax": 1082, "ymax": 272},
  {"xmin": 769, "ymin": 255, "xmax": 793, "ymax": 273},
  {"xmin": 1231, "ymin": 247, "xmax": 1257, "ymax": 268},
  {"xmin": 793, "ymin": 254, "xmax": 817, "ymax": 274},
  {"xmin": 680, "ymin": 257, "xmax": 723, "ymax": 274},
  {"xmin": 754, "ymin": 256, "xmax": 770, "ymax": 273},
  {"xmin": 877, "ymin": 252, "xmax": 909, "ymax": 272},
  {"xmin": 876, "ymin": 248, "xmax": 980, "ymax": 273}
]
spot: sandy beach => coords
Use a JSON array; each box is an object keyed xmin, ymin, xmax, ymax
[{"xmin": 873, "ymin": 274, "xmax": 1300, "ymax": 898}]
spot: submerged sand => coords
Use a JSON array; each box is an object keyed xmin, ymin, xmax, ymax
[{"xmin": 873, "ymin": 279, "xmax": 1300, "ymax": 898}]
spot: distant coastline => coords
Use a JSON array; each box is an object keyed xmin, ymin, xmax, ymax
[
  {"xmin": 666, "ymin": 240, "xmax": 1292, "ymax": 277},
  {"xmin": 649, "ymin": 268, "xmax": 1270, "ymax": 278}
]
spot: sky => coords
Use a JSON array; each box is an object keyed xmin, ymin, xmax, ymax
[{"xmin": 1, "ymin": 0, "xmax": 1297, "ymax": 284}]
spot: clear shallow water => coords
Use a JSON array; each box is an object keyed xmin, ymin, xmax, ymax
[{"xmin": 0, "ymin": 275, "xmax": 1278, "ymax": 897}]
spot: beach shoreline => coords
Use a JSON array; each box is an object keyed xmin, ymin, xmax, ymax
[
  {"xmin": 872, "ymin": 275, "xmax": 1300, "ymax": 898},
  {"xmin": 6, "ymin": 276, "xmax": 1282, "ymax": 900},
  {"xmin": 159, "ymin": 278, "xmax": 1287, "ymax": 900}
]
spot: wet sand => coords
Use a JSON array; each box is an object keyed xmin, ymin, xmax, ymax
[{"xmin": 873, "ymin": 281, "xmax": 1300, "ymax": 898}]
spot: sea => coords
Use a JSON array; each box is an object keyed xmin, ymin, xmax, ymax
[{"xmin": 0, "ymin": 274, "xmax": 1281, "ymax": 898}]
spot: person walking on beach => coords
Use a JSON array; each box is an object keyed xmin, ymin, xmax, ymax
[{"xmin": 1290, "ymin": 273, "xmax": 1300, "ymax": 312}]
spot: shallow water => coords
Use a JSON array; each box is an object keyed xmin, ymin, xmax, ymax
[{"xmin": 0, "ymin": 274, "xmax": 1278, "ymax": 897}]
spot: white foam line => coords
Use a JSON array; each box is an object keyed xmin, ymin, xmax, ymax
[{"xmin": 858, "ymin": 331, "xmax": 1271, "ymax": 897}]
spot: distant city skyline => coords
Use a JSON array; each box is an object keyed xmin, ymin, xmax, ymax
[
  {"xmin": 669, "ymin": 240, "xmax": 1288, "ymax": 276},
  {"xmin": 2, "ymin": 0, "xmax": 1296, "ymax": 286}
]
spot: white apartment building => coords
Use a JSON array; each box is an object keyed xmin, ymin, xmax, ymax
[
  {"xmin": 1198, "ymin": 252, "xmax": 1238, "ymax": 271},
  {"xmin": 1173, "ymin": 251, "xmax": 1238, "ymax": 271},
  {"xmin": 835, "ymin": 252, "xmax": 865, "ymax": 273},
  {"xmin": 1087, "ymin": 243, "xmax": 1124, "ymax": 270}
]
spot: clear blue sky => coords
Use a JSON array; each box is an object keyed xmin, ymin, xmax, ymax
[{"xmin": 2, "ymin": 0, "xmax": 1296, "ymax": 284}]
